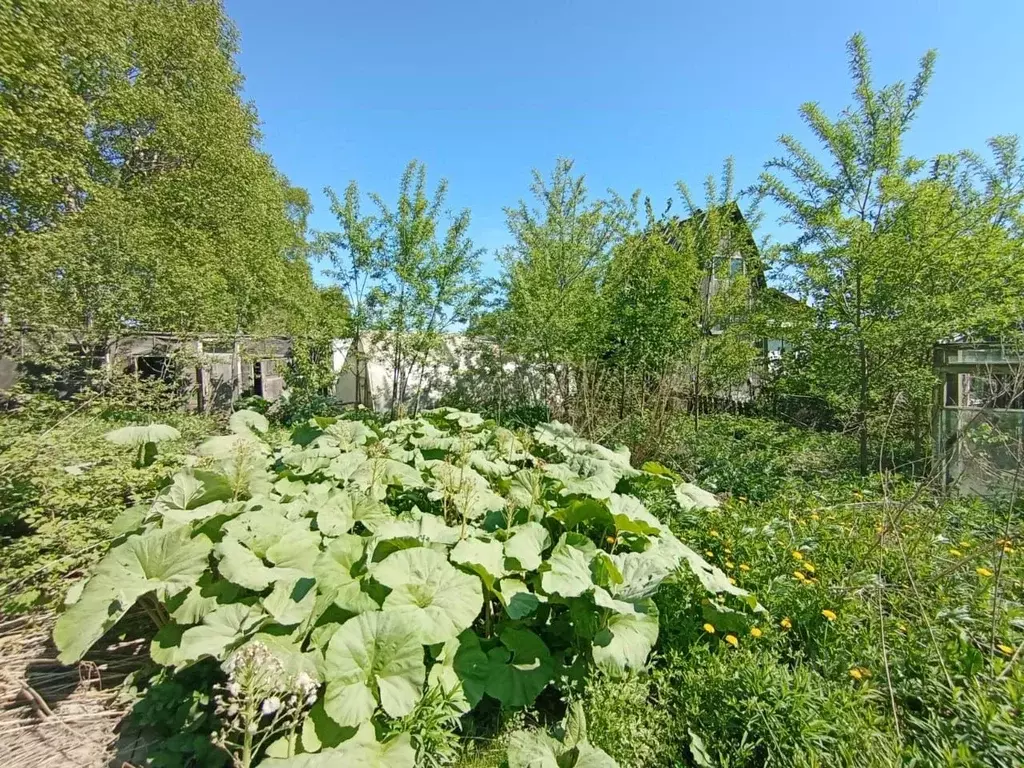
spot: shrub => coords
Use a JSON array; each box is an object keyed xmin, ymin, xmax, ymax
[
  {"xmin": 0, "ymin": 394, "xmax": 219, "ymax": 613},
  {"xmin": 52, "ymin": 408, "xmax": 740, "ymax": 766}
]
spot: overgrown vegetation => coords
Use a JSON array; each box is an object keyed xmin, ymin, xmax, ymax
[
  {"xmin": 578, "ymin": 416, "xmax": 1023, "ymax": 768},
  {"xmin": 50, "ymin": 408, "xmax": 744, "ymax": 766},
  {"xmin": 2, "ymin": 6, "xmax": 1023, "ymax": 768}
]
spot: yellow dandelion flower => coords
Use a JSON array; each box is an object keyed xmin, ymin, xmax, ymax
[
  {"xmin": 750, "ymin": 627, "xmax": 763, "ymax": 638},
  {"xmin": 976, "ymin": 567, "xmax": 994, "ymax": 577},
  {"xmin": 803, "ymin": 563, "xmax": 816, "ymax": 574},
  {"xmin": 739, "ymin": 564, "xmax": 751, "ymax": 572},
  {"xmin": 948, "ymin": 549, "xmax": 962, "ymax": 557},
  {"xmin": 728, "ymin": 577, "xmax": 737, "ymax": 585},
  {"xmin": 1004, "ymin": 547, "xmax": 1014, "ymax": 554},
  {"xmin": 822, "ymin": 609, "xmax": 837, "ymax": 621},
  {"xmin": 794, "ymin": 570, "xmax": 807, "ymax": 582},
  {"xmin": 725, "ymin": 561, "xmax": 735, "ymax": 569},
  {"xmin": 703, "ymin": 623, "xmax": 716, "ymax": 634},
  {"xmin": 849, "ymin": 668, "xmax": 863, "ymax": 680},
  {"xmin": 792, "ymin": 550, "xmax": 804, "ymax": 561},
  {"xmin": 998, "ymin": 644, "xmax": 1014, "ymax": 655},
  {"xmin": 709, "ymin": 530, "xmax": 720, "ymax": 538},
  {"xmin": 705, "ymin": 550, "xmax": 714, "ymax": 558},
  {"xmin": 810, "ymin": 513, "xmax": 820, "ymax": 521},
  {"xmin": 725, "ymin": 548, "xmax": 733, "ymax": 555},
  {"xmin": 725, "ymin": 634, "xmax": 739, "ymax": 648},
  {"xmin": 606, "ymin": 535, "xmax": 616, "ymax": 545},
  {"xmin": 875, "ymin": 525, "xmax": 884, "ymax": 534},
  {"xmin": 781, "ymin": 617, "xmax": 792, "ymax": 629}
]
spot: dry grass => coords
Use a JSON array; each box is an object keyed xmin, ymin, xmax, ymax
[{"xmin": 0, "ymin": 613, "xmax": 152, "ymax": 768}]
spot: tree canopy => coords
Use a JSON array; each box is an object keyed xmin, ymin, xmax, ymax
[{"xmin": 0, "ymin": 0, "xmax": 331, "ymax": 340}]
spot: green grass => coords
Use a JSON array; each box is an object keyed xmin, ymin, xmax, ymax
[
  {"xmin": 579, "ymin": 415, "xmax": 1024, "ymax": 767},
  {"xmin": 0, "ymin": 394, "xmax": 223, "ymax": 614}
]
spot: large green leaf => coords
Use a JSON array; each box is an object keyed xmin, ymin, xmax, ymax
[
  {"xmin": 315, "ymin": 491, "xmax": 355, "ymax": 536},
  {"xmin": 503, "ymin": 522, "xmax": 551, "ymax": 571},
  {"xmin": 450, "ymin": 537, "xmax": 507, "ymax": 589},
  {"xmin": 229, "ymin": 409, "xmax": 269, "ymax": 435},
  {"xmin": 299, "ymin": 700, "xmax": 355, "ymax": 753},
  {"xmin": 54, "ymin": 574, "xmax": 148, "ymax": 663},
  {"xmin": 428, "ymin": 630, "xmax": 489, "ymax": 713},
  {"xmin": 322, "ymin": 611, "xmax": 425, "ymax": 727},
  {"xmin": 674, "ymin": 482, "xmax": 720, "ymax": 511},
  {"xmin": 429, "ymin": 461, "xmax": 506, "ymax": 520},
  {"xmin": 266, "ymin": 527, "xmax": 321, "ymax": 574},
  {"xmin": 498, "ymin": 578, "xmax": 543, "ymax": 620},
  {"xmin": 215, "ymin": 537, "xmax": 294, "ymax": 591},
  {"xmin": 575, "ymin": 742, "xmax": 621, "ymax": 768},
  {"xmin": 610, "ymin": 533, "xmax": 688, "ymax": 601},
  {"xmin": 263, "ymin": 578, "xmax": 317, "ymax": 626},
  {"xmin": 260, "ymin": 722, "xmax": 415, "ymax": 768},
  {"xmin": 540, "ymin": 536, "xmax": 594, "ymax": 598},
  {"xmin": 167, "ymin": 573, "xmax": 240, "ymax": 624},
  {"xmin": 543, "ymin": 456, "xmax": 620, "ymax": 500},
  {"xmin": 105, "ymin": 423, "xmax": 180, "ymax": 446},
  {"xmin": 372, "ymin": 548, "xmax": 483, "ymax": 644},
  {"xmin": 506, "ymin": 729, "xmax": 563, "ymax": 768},
  {"xmin": 322, "ymin": 449, "xmax": 367, "ymax": 482},
  {"xmin": 175, "ymin": 603, "xmax": 266, "ymax": 664},
  {"xmin": 222, "ymin": 510, "xmax": 296, "ymax": 559},
  {"xmin": 592, "ymin": 601, "xmax": 659, "ymax": 677},
  {"xmin": 324, "ymin": 419, "xmax": 376, "ymax": 449},
  {"xmin": 94, "ymin": 526, "xmax": 213, "ymax": 601},
  {"xmin": 506, "ymin": 468, "xmax": 545, "ymax": 511},
  {"xmin": 351, "ymin": 458, "xmax": 425, "ymax": 499},
  {"xmin": 313, "ymin": 534, "xmax": 379, "ymax": 614},
  {"xmin": 554, "ymin": 498, "xmax": 613, "ymax": 530},
  {"xmin": 468, "ymin": 450, "xmax": 513, "ymax": 477},
  {"xmin": 608, "ymin": 493, "xmax": 662, "ymax": 535},
  {"xmin": 485, "ymin": 628, "xmax": 554, "ymax": 708}
]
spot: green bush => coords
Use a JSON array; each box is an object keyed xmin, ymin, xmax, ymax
[
  {"xmin": 670, "ymin": 415, "xmax": 856, "ymax": 501},
  {"xmin": 645, "ymin": 416, "xmax": 1024, "ymax": 767},
  {"xmin": 0, "ymin": 394, "xmax": 219, "ymax": 613},
  {"xmin": 52, "ymin": 409, "xmax": 739, "ymax": 767}
]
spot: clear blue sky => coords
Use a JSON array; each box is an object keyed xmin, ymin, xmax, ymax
[{"xmin": 225, "ymin": 0, "xmax": 1024, "ymax": 280}]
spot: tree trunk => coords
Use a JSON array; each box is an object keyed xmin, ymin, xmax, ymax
[{"xmin": 856, "ymin": 273, "xmax": 869, "ymax": 475}]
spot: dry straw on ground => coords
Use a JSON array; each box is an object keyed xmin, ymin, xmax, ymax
[{"xmin": 0, "ymin": 613, "xmax": 151, "ymax": 768}]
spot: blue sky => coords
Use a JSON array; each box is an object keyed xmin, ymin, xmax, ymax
[{"xmin": 225, "ymin": 0, "xmax": 1024, "ymax": 280}]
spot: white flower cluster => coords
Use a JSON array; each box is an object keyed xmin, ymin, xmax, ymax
[{"xmin": 210, "ymin": 641, "xmax": 321, "ymax": 766}]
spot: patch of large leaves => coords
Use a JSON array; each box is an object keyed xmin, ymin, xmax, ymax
[
  {"xmin": 260, "ymin": 722, "xmax": 414, "ymax": 768},
  {"xmin": 55, "ymin": 527, "xmax": 212, "ymax": 663}
]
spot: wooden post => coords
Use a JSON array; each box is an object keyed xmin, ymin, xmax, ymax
[
  {"xmin": 195, "ymin": 338, "xmax": 206, "ymax": 413},
  {"xmin": 232, "ymin": 337, "xmax": 242, "ymax": 406}
]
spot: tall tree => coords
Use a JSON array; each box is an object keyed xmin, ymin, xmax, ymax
[
  {"xmin": 676, "ymin": 160, "xmax": 761, "ymax": 430},
  {"xmin": 321, "ymin": 160, "xmax": 485, "ymax": 414},
  {"xmin": 601, "ymin": 202, "xmax": 700, "ymax": 454},
  {"xmin": 758, "ymin": 34, "xmax": 1024, "ymax": 472},
  {"xmin": 497, "ymin": 159, "xmax": 638, "ymax": 421},
  {"xmin": 1, "ymin": 0, "xmax": 323, "ymax": 346}
]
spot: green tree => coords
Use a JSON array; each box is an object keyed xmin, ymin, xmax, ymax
[
  {"xmin": 675, "ymin": 161, "xmax": 761, "ymax": 431},
  {"xmin": 1, "ymin": 0, "xmax": 323, "ymax": 349},
  {"xmin": 321, "ymin": 161, "xmax": 485, "ymax": 414},
  {"xmin": 497, "ymin": 159, "xmax": 638, "ymax": 422},
  {"xmin": 758, "ymin": 34, "xmax": 1024, "ymax": 472},
  {"xmin": 600, "ymin": 203, "xmax": 700, "ymax": 455}
]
